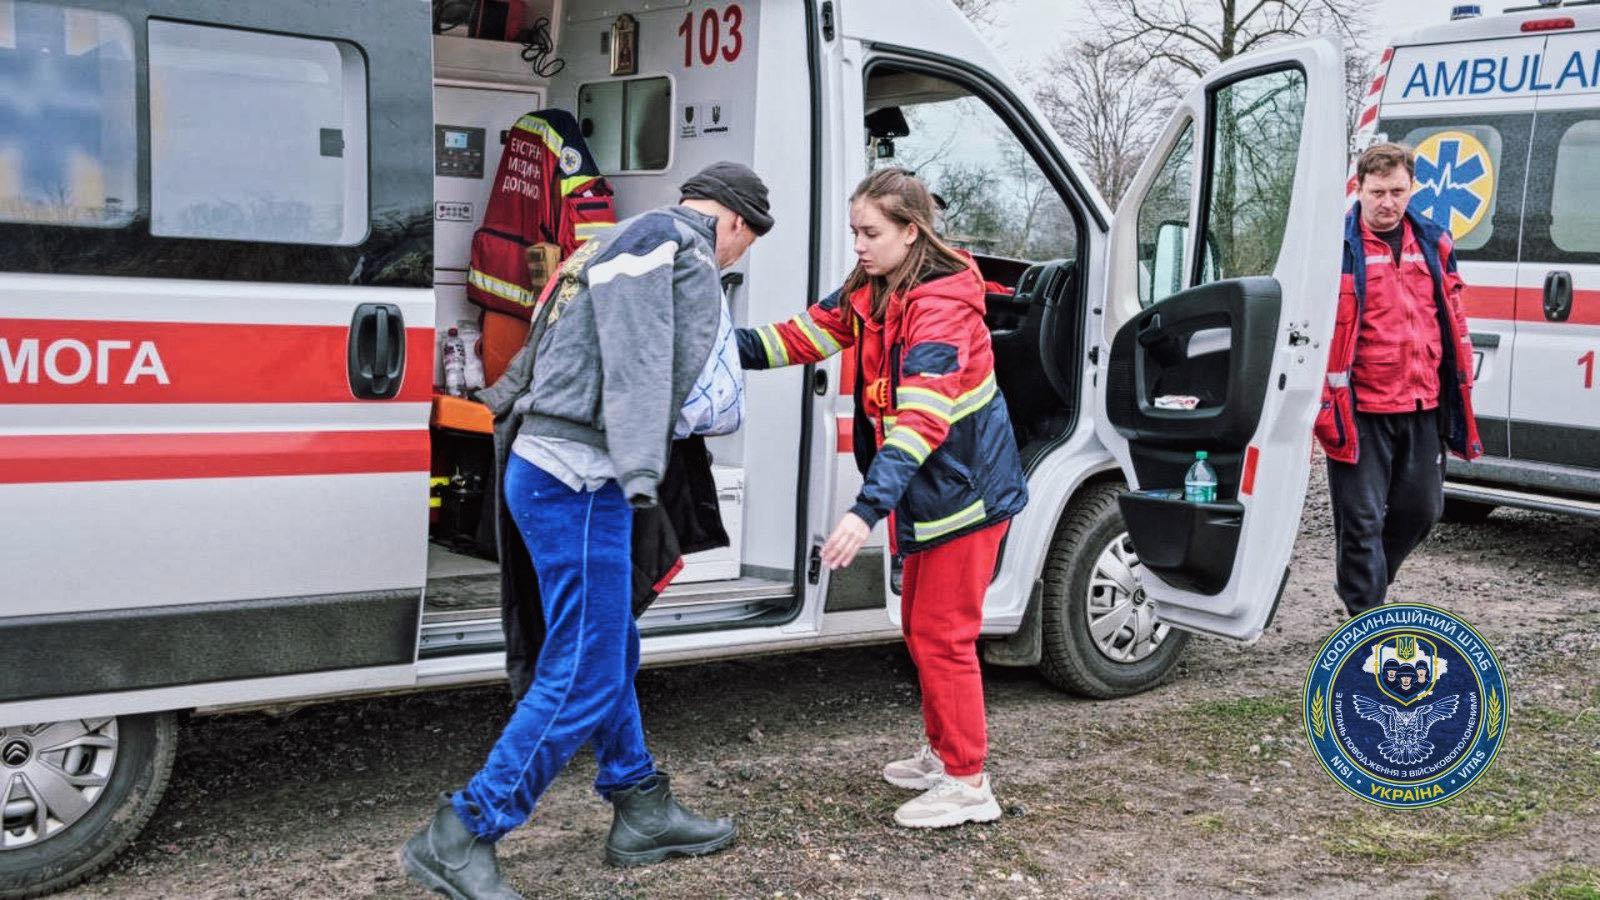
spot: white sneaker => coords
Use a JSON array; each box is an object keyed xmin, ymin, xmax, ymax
[
  {"xmin": 882, "ymin": 744, "xmax": 944, "ymax": 790},
  {"xmin": 893, "ymin": 774, "xmax": 1003, "ymax": 829}
]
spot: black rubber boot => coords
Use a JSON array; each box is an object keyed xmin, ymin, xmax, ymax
[
  {"xmin": 605, "ymin": 773, "xmax": 737, "ymax": 867},
  {"xmin": 400, "ymin": 793, "xmax": 523, "ymax": 900}
]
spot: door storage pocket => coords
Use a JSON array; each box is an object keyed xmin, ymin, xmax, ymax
[{"xmin": 1116, "ymin": 489, "xmax": 1243, "ymax": 595}]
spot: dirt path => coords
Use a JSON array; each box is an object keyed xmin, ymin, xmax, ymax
[{"xmin": 71, "ymin": 468, "xmax": 1600, "ymax": 899}]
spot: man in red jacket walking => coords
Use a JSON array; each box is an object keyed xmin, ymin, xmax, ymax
[{"xmin": 1316, "ymin": 143, "xmax": 1484, "ymax": 616}]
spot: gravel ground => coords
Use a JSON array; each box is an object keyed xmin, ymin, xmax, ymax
[{"xmin": 66, "ymin": 464, "xmax": 1600, "ymax": 899}]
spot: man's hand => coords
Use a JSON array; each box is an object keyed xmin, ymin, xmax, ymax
[{"xmin": 820, "ymin": 513, "xmax": 871, "ymax": 570}]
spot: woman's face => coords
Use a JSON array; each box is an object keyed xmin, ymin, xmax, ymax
[{"xmin": 850, "ymin": 197, "xmax": 916, "ymax": 277}]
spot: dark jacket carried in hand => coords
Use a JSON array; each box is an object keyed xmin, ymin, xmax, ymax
[{"xmin": 478, "ymin": 206, "xmax": 730, "ymax": 700}]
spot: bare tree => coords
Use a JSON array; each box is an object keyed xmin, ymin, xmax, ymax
[
  {"xmin": 1091, "ymin": 0, "xmax": 1370, "ymax": 76},
  {"xmin": 950, "ymin": 0, "xmax": 1006, "ymax": 28},
  {"xmin": 1033, "ymin": 41, "xmax": 1179, "ymax": 207},
  {"xmin": 1088, "ymin": 0, "xmax": 1376, "ymax": 124}
]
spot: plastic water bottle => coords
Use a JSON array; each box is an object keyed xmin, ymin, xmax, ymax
[
  {"xmin": 442, "ymin": 327, "xmax": 467, "ymax": 397},
  {"xmin": 457, "ymin": 319, "xmax": 485, "ymax": 392},
  {"xmin": 1184, "ymin": 450, "xmax": 1218, "ymax": 503}
]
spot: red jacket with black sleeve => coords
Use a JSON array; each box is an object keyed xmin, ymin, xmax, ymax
[
  {"xmin": 737, "ymin": 262, "xmax": 1028, "ymax": 553},
  {"xmin": 467, "ymin": 108, "xmax": 616, "ymax": 319}
]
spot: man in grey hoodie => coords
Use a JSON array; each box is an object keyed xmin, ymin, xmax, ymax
[{"xmin": 402, "ymin": 163, "xmax": 773, "ymax": 899}]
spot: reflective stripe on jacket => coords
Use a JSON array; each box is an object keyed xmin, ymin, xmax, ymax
[{"xmin": 737, "ymin": 262, "xmax": 1028, "ymax": 553}]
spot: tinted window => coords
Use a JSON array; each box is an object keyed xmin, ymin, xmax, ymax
[
  {"xmin": 1376, "ymin": 113, "xmax": 1531, "ymax": 263},
  {"xmin": 1549, "ymin": 118, "xmax": 1600, "ymax": 255},
  {"xmin": 1198, "ymin": 68, "xmax": 1306, "ymax": 283},
  {"xmin": 578, "ymin": 76, "xmax": 672, "ymax": 172},
  {"xmin": 1135, "ymin": 123, "xmax": 1194, "ymax": 307},
  {"xmin": 0, "ymin": 2, "xmax": 136, "ymax": 227},
  {"xmin": 148, "ymin": 20, "xmax": 369, "ymax": 245},
  {"xmin": 1400, "ymin": 123, "xmax": 1503, "ymax": 252}
]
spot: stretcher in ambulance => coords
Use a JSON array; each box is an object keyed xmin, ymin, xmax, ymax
[
  {"xmin": 1356, "ymin": 1, "xmax": 1600, "ymax": 520},
  {"xmin": 0, "ymin": 0, "xmax": 1345, "ymax": 893}
]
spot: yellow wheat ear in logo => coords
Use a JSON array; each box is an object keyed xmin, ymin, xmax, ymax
[
  {"xmin": 1311, "ymin": 689, "xmax": 1327, "ymax": 740},
  {"xmin": 1487, "ymin": 689, "xmax": 1501, "ymax": 740}
]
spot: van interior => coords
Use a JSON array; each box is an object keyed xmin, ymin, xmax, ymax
[{"xmin": 420, "ymin": 6, "xmax": 1088, "ymax": 657}]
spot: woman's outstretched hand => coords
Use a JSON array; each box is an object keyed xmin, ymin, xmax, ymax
[{"xmin": 820, "ymin": 513, "xmax": 871, "ymax": 570}]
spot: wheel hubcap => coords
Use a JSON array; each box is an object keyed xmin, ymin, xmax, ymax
[
  {"xmin": 1086, "ymin": 532, "xmax": 1170, "ymax": 664},
  {"xmin": 0, "ymin": 719, "xmax": 119, "ymax": 850}
]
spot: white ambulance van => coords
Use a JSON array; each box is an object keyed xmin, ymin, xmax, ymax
[
  {"xmin": 1357, "ymin": 0, "xmax": 1600, "ymax": 520},
  {"xmin": 0, "ymin": 0, "xmax": 1346, "ymax": 892}
]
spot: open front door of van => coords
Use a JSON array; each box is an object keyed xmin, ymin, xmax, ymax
[{"xmin": 1092, "ymin": 39, "xmax": 1345, "ymax": 642}]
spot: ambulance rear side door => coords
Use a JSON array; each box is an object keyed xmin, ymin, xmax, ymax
[
  {"xmin": 1091, "ymin": 38, "xmax": 1345, "ymax": 641},
  {"xmin": 1507, "ymin": 27, "xmax": 1600, "ymax": 474},
  {"xmin": 0, "ymin": 0, "xmax": 436, "ymax": 723}
]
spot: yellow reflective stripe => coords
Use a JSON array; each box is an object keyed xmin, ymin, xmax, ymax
[
  {"xmin": 896, "ymin": 384, "xmax": 955, "ymax": 417},
  {"xmin": 896, "ymin": 399, "xmax": 953, "ymax": 423},
  {"xmin": 468, "ymin": 268, "xmax": 535, "ymax": 308},
  {"xmin": 882, "ymin": 426, "xmax": 933, "ymax": 463},
  {"xmin": 949, "ymin": 373, "xmax": 998, "ymax": 422},
  {"xmin": 792, "ymin": 312, "xmax": 842, "ymax": 358},
  {"xmin": 756, "ymin": 324, "xmax": 790, "ymax": 367},
  {"xmin": 560, "ymin": 175, "xmax": 595, "ymax": 196},
  {"xmin": 573, "ymin": 221, "xmax": 613, "ymax": 240},
  {"xmin": 881, "ymin": 415, "xmax": 897, "ymax": 429},
  {"xmin": 912, "ymin": 498, "xmax": 988, "ymax": 543},
  {"xmin": 513, "ymin": 115, "xmax": 565, "ymax": 156}
]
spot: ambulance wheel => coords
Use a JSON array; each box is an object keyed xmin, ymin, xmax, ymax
[
  {"xmin": 1441, "ymin": 498, "xmax": 1496, "ymax": 524},
  {"xmin": 1037, "ymin": 482, "xmax": 1189, "ymax": 699},
  {"xmin": 0, "ymin": 713, "xmax": 177, "ymax": 899}
]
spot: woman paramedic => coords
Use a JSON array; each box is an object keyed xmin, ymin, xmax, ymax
[{"xmin": 737, "ymin": 168, "xmax": 1029, "ymax": 829}]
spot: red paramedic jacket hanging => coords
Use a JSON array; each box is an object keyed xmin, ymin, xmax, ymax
[{"xmin": 467, "ymin": 108, "xmax": 617, "ymax": 319}]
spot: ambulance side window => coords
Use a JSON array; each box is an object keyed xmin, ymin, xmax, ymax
[
  {"xmin": 146, "ymin": 21, "xmax": 369, "ymax": 245},
  {"xmin": 1397, "ymin": 123, "xmax": 1505, "ymax": 253},
  {"xmin": 0, "ymin": 2, "xmax": 137, "ymax": 228},
  {"xmin": 863, "ymin": 70, "xmax": 1077, "ymax": 263},
  {"xmin": 1195, "ymin": 67, "xmax": 1306, "ymax": 285},
  {"xmin": 1135, "ymin": 122, "xmax": 1195, "ymax": 307},
  {"xmin": 578, "ymin": 76, "xmax": 673, "ymax": 173},
  {"xmin": 1544, "ymin": 117, "xmax": 1600, "ymax": 257}
]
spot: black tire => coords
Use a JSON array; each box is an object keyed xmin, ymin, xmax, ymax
[
  {"xmin": 1037, "ymin": 481, "xmax": 1191, "ymax": 698},
  {"xmin": 0, "ymin": 713, "xmax": 178, "ymax": 899},
  {"xmin": 1441, "ymin": 497, "xmax": 1496, "ymax": 525}
]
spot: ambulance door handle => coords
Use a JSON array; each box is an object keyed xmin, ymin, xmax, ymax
[
  {"xmin": 1543, "ymin": 270, "xmax": 1572, "ymax": 323},
  {"xmin": 373, "ymin": 306, "xmax": 391, "ymax": 396},
  {"xmin": 349, "ymin": 303, "xmax": 405, "ymax": 401}
]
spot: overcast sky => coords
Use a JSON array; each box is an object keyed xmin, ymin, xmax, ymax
[{"xmin": 988, "ymin": 0, "xmax": 1475, "ymax": 75}]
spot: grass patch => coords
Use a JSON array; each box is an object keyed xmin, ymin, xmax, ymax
[
  {"xmin": 1502, "ymin": 865, "xmax": 1600, "ymax": 900},
  {"xmin": 1187, "ymin": 696, "xmax": 1297, "ymax": 724}
]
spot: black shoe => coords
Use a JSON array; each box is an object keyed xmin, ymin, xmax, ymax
[
  {"xmin": 605, "ymin": 773, "xmax": 737, "ymax": 867},
  {"xmin": 400, "ymin": 793, "xmax": 523, "ymax": 900}
]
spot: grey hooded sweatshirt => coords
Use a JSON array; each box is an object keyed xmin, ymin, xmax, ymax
[{"xmin": 480, "ymin": 205, "xmax": 723, "ymax": 507}]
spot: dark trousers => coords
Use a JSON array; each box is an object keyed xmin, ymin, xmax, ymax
[{"xmin": 1327, "ymin": 409, "xmax": 1445, "ymax": 616}]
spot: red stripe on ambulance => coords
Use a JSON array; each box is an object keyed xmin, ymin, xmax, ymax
[
  {"xmin": 0, "ymin": 319, "xmax": 433, "ymax": 403},
  {"xmin": 0, "ymin": 430, "xmax": 430, "ymax": 484}
]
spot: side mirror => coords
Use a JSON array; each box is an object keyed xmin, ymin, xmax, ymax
[{"xmin": 1152, "ymin": 220, "xmax": 1188, "ymax": 302}]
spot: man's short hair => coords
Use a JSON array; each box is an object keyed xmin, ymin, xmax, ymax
[{"xmin": 1357, "ymin": 142, "xmax": 1415, "ymax": 185}]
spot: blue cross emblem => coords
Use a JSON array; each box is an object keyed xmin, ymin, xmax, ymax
[{"xmin": 1409, "ymin": 137, "xmax": 1490, "ymax": 232}]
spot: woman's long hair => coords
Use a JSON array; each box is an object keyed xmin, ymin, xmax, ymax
[{"xmin": 841, "ymin": 168, "xmax": 970, "ymax": 323}]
